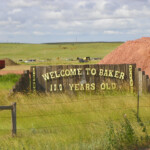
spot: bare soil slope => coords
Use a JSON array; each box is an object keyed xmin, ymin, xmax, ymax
[{"xmin": 4, "ymin": 58, "xmax": 18, "ymax": 66}]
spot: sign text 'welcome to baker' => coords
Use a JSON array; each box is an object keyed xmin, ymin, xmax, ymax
[{"xmin": 31, "ymin": 64, "xmax": 135, "ymax": 93}]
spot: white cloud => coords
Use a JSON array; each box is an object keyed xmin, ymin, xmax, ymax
[
  {"xmin": 9, "ymin": 0, "xmax": 39, "ymax": 7},
  {"xmin": 8, "ymin": 8, "xmax": 22, "ymax": 14},
  {"xmin": 0, "ymin": 18, "xmax": 20, "ymax": 26},
  {"xmin": 0, "ymin": 30, "xmax": 27, "ymax": 35},
  {"xmin": 43, "ymin": 11, "xmax": 63, "ymax": 19},
  {"xmin": 33, "ymin": 31, "xmax": 51, "ymax": 35},
  {"xmin": 104, "ymin": 30, "xmax": 122, "ymax": 34},
  {"xmin": 0, "ymin": 0, "xmax": 150, "ymax": 43},
  {"xmin": 13, "ymin": 31, "xmax": 28, "ymax": 35}
]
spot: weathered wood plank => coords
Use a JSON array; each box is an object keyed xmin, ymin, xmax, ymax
[
  {"xmin": 11, "ymin": 102, "xmax": 16, "ymax": 137},
  {"xmin": 146, "ymin": 75, "xmax": 149, "ymax": 93},
  {"xmin": 0, "ymin": 103, "xmax": 17, "ymax": 137},
  {"xmin": 142, "ymin": 72, "xmax": 147, "ymax": 93},
  {"xmin": 120, "ymin": 64, "xmax": 126, "ymax": 91},
  {"xmin": 138, "ymin": 70, "xmax": 143, "ymax": 95},
  {"xmin": 0, "ymin": 105, "xmax": 12, "ymax": 110},
  {"xmin": 99, "ymin": 64, "xmax": 105, "ymax": 91},
  {"xmin": 126, "ymin": 64, "xmax": 130, "ymax": 92},
  {"xmin": 147, "ymin": 78, "xmax": 150, "ymax": 93},
  {"xmin": 36, "ymin": 66, "xmax": 47, "ymax": 92}
]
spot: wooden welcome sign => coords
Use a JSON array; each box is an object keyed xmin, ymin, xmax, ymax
[{"xmin": 30, "ymin": 64, "xmax": 136, "ymax": 93}]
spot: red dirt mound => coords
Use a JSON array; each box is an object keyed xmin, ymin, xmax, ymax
[
  {"xmin": 3, "ymin": 58, "xmax": 18, "ymax": 66},
  {"xmin": 99, "ymin": 37, "xmax": 150, "ymax": 76}
]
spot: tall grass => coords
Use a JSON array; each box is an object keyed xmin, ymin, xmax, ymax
[
  {"xmin": 0, "ymin": 91, "xmax": 150, "ymax": 149},
  {"xmin": 0, "ymin": 59, "xmax": 150, "ymax": 149}
]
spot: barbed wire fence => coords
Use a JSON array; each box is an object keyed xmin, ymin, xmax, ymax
[{"xmin": 0, "ymin": 94, "xmax": 150, "ymax": 137}]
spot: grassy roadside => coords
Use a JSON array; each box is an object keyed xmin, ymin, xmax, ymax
[{"xmin": 0, "ymin": 89, "xmax": 150, "ymax": 149}]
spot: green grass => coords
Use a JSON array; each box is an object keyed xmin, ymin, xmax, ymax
[
  {"xmin": 0, "ymin": 42, "xmax": 123, "ymax": 63},
  {"xmin": 0, "ymin": 75, "xmax": 150, "ymax": 149},
  {"xmin": 0, "ymin": 91, "xmax": 150, "ymax": 149},
  {"xmin": 0, "ymin": 42, "xmax": 150, "ymax": 149},
  {"xmin": 0, "ymin": 74, "xmax": 20, "ymax": 90}
]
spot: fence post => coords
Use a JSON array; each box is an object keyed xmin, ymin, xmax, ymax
[
  {"xmin": 137, "ymin": 91, "xmax": 140, "ymax": 121},
  {"xmin": 138, "ymin": 70, "xmax": 143, "ymax": 96},
  {"xmin": 11, "ymin": 102, "xmax": 16, "ymax": 137}
]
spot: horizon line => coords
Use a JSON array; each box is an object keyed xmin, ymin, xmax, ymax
[{"xmin": 0, "ymin": 41, "xmax": 124, "ymax": 44}]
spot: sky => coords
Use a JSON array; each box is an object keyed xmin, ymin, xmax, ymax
[{"xmin": 0, "ymin": 0, "xmax": 150, "ymax": 43}]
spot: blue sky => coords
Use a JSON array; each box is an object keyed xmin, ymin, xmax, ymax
[{"xmin": 0, "ymin": 0, "xmax": 150, "ymax": 43}]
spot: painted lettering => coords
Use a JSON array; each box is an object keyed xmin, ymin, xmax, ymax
[
  {"xmin": 91, "ymin": 68, "xmax": 96, "ymax": 75},
  {"xmin": 108, "ymin": 70, "xmax": 114, "ymax": 77},
  {"xmin": 69, "ymin": 83, "xmax": 95, "ymax": 91},
  {"xmin": 86, "ymin": 84, "xmax": 90, "ymax": 90},
  {"xmin": 50, "ymin": 72, "xmax": 55, "ymax": 79},
  {"xmin": 70, "ymin": 69, "xmax": 77, "ymax": 76},
  {"xmin": 32, "ymin": 67, "xmax": 36, "ymax": 92},
  {"xmin": 100, "ymin": 83, "xmax": 117, "ymax": 90},
  {"xmin": 129, "ymin": 65, "xmax": 133, "ymax": 93},
  {"xmin": 77, "ymin": 68, "xmax": 82, "ymax": 75},
  {"xmin": 42, "ymin": 73, "xmax": 49, "ymax": 81},
  {"xmin": 103, "ymin": 70, "xmax": 108, "ymax": 77},
  {"xmin": 59, "ymin": 84, "xmax": 63, "ymax": 91},
  {"xmin": 80, "ymin": 84, "xmax": 85, "ymax": 90},
  {"xmin": 65, "ymin": 69, "xmax": 70, "ymax": 76},
  {"xmin": 99, "ymin": 69, "xmax": 104, "ymax": 76},
  {"xmin": 112, "ymin": 83, "xmax": 116, "ymax": 89},
  {"xmin": 60, "ymin": 70, "xmax": 65, "ymax": 77},
  {"xmin": 91, "ymin": 83, "xmax": 95, "ymax": 90},
  {"xmin": 86, "ymin": 68, "xmax": 91, "ymax": 75},
  {"xmin": 42, "ymin": 68, "xmax": 125, "ymax": 81},
  {"xmin": 55, "ymin": 71, "xmax": 60, "ymax": 78},
  {"xmin": 50, "ymin": 84, "xmax": 63, "ymax": 92},
  {"xmin": 69, "ymin": 84, "xmax": 74, "ymax": 91},
  {"xmin": 101, "ymin": 83, "xmax": 105, "ymax": 90},
  {"xmin": 75, "ymin": 84, "xmax": 79, "ymax": 91},
  {"xmin": 114, "ymin": 71, "xmax": 119, "ymax": 78},
  {"xmin": 119, "ymin": 72, "xmax": 125, "ymax": 80}
]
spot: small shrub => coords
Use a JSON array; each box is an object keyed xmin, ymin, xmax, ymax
[{"xmin": 101, "ymin": 117, "xmax": 138, "ymax": 150}]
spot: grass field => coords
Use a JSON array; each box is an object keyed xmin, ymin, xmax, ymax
[
  {"xmin": 0, "ymin": 42, "xmax": 150, "ymax": 149},
  {"xmin": 0, "ymin": 42, "xmax": 123, "ymax": 65},
  {"xmin": 0, "ymin": 89, "xmax": 150, "ymax": 149}
]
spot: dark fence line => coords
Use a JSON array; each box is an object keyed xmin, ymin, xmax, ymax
[
  {"xmin": 0, "ymin": 95, "xmax": 149, "ymax": 135},
  {"xmin": 0, "ymin": 116, "xmax": 147, "ymax": 131},
  {"xmin": 0, "ymin": 106, "xmax": 137, "ymax": 119},
  {"xmin": 0, "ymin": 104, "xmax": 149, "ymax": 119},
  {"xmin": 14, "ymin": 95, "xmax": 149, "ymax": 106},
  {"xmin": 0, "ymin": 103, "xmax": 149, "ymax": 134},
  {"xmin": 0, "ymin": 106, "xmax": 149, "ymax": 120}
]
